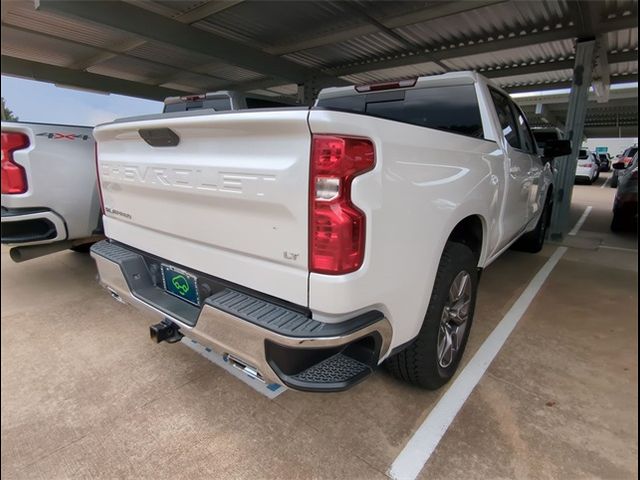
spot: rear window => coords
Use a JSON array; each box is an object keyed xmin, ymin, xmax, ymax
[
  {"xmin": 578, "ymin": 149, "xmax": 589, "ymax": 159},
  {"xmin": 317, "ymin": 84, "xmax": 484, "ymax": 139},
  {"xmin": 163, "ymin": 96, "xmax": 291, "ymax": 113},
  {"xmin": 245, "ymin": 97, "xmax": 291, "ymax": 109},
  {"xmin": 164, "ymin": 97, "xmax": 232, "ymax": 113},
  {"xmin": 625, "ymin": 147, "xmax": 638, "ymax": 157}
]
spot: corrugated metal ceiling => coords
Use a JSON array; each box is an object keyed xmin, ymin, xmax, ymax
[{"xmin": 0, "ymin": 0, "xmax": 637, "ymax": 106}]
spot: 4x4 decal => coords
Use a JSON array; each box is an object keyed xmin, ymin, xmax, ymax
[{"xmin": 36, "ymin": 132, "xmax": 90, "ymax": 140}]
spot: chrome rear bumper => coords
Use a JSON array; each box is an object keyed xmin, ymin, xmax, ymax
[{"xmin": 91, "ymin": 241, "xmax": 392, "ymax": 391}]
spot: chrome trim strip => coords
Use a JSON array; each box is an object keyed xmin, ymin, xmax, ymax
[{"xmin": 91, "ymin": 253, "xmax": 392, "ymax": 385}]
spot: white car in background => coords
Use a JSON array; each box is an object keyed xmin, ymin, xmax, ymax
[{"xmin": 575, "ymin": 149, "xmax": 600, "ymax": 184}]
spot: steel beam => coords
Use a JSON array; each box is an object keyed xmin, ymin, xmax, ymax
[
  {"xmin": 265, "ymin": 0, "xmax": 507, "ymax": 56},
  {"xmin": 1, "ymin": 55, "xmax": 184, "ymax": 101},
  {"xmin": 504, "ymin": 73, "xmax": 637, "ymax": 94},
  {"xmin": 297, "ymin": 79, "xmax": 321, "ymax": 106},
  {"xmin": 548, "ymin": 40, "xmax": 596, "ymax": 240},
  {"xmin": 172, "ymin": 0, "xmax": 244, "ymax": 24},
  {"xmin": 326, "ymin": 14, "xmax": 636, "ymax": 78},
  {"xmin": 592, "ymin": 39, "xmax": 611, "ymax": 103},
  {"xmin": 35, "ymin": 0, "xmax": 347, "ymax": 87},
  {"xmin": 69, "ymin": 38, "xmax": 147, "ymax": 70},
  {"xmin": 584, "ymin": 125, "xmax": 638, "ymax": 137},
  {"xmin": 1, "ymin": 23, "xmax": 232, "ymax": 88}
]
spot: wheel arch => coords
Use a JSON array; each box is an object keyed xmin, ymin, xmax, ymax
[{"xmin": 446, "ymin": 214, "xmax": 487, "ymax": 267}]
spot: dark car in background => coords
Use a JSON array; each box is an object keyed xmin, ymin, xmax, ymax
[
  {"xmin": 598, "ymin": 153, "xmax": 611, "ymax": 172},
  {"xmin": 611, "ymin": 153, "xmax": 638, "ymax": 232},
  {"xmin": 612, "ymin": 146, "xmax": 638, "ymax": 188}
]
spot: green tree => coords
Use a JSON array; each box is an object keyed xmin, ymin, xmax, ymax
[{"xmin": 1, "ymin": 97, "xmax": 18, "ymax": 121}]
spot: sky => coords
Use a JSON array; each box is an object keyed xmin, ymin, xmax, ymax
[{"xmin": 1, "ymin": 75, "xmax": 162, "ymax": 126}]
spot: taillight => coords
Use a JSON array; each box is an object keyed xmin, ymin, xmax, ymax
[
  {"xmin": 309, "ymin": 135, "xmax": 375, "ymax": 275},
  {"xmin": 583, "ymin": 163, "xmax": 593, "ymax": 168},
  {"xmin": 1, "ymin": 131, "xmax": 29, "ymax": 194},
  {"xmin": 95, "ymin": 142, "xmax": 104, "ymax": 213}
]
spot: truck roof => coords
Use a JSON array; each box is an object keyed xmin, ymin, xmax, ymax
[{"xmin": 317, "ymin": 71, "xmax": 491, "ymax": 102}]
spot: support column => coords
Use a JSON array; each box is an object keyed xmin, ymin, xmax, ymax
[
  {"xmin": 548, "ymin": 39, "xmax": 596, "ymax": 240},
  {"xmin": 297, "ymin": 78, "xmax": 320, "ymax": 106}
]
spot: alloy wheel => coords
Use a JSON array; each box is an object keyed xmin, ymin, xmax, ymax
[{"xmin": 437, "ymin": 270, "xmax": 472, "ymax": 368}]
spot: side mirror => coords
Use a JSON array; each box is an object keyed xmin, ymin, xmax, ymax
[
  {"xmin": 612, "ymin": 162, "xmax": 627, "ymax": 170},
  {"xmin": 543, "ymin": 139, "xmax": 572, "ymax": 159}
]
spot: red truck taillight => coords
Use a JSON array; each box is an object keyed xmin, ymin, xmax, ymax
[
  {"xmin": 1, "ymin": 131, "xmax": 29, "ymax": 194},
  {"xmin": 309, "ymin": 135, "xmax": 375, "ymax": 275}
]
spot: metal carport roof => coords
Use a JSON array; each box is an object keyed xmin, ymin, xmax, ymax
[{"xmin": 0, "ymin": 0, "xmax": 638, "ymax": 133}]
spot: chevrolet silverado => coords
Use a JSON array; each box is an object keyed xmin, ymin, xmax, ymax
[{"xmin": 90, "ymin": 72, "xmax": 570, "ymax": 392}]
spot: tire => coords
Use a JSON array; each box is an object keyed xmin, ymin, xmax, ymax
[
  {"xmin": 611, "ymin": 174, "xmax": 619, "ymax": 188},
  {"xmin": 385, "ymin": 242, "xmax": 478, "ymax": 390},
  {"xmin": 512, "ymin": 196, "xmax": 551, "ymax": 253},
  {"xmin": 70, "ymin": 242, "xmax": 94, "ymax": 253},
  {"xmin": 610, "ymin": 211, "xmax": 625, "ymax": 232}
]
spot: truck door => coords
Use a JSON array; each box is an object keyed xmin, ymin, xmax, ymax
[
  {"xmin": 488, "ymin": 88, "xmax": 534, "ymax": 249},
  {"xmin": 511, "ymin": 102, "xmax": 543, "ymax": 219}
]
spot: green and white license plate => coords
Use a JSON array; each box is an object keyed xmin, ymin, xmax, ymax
[{"xmin": 161, "ymin": 264, "xmax": 200, "ymax": 306}]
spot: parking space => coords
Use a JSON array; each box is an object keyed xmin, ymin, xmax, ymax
[{"xmin": 1, "ymin": 173, "xmax": 636, "ymax": 479}]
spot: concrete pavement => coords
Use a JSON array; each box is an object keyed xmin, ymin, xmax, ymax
[{"xmin": 1, "ymin": 173, "xmax": 637, "ymax": 479}]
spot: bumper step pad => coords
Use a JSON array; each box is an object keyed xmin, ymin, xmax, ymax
[{"xmin": 292, "ymin": 353, "xmax": 370, "ymax": 384}]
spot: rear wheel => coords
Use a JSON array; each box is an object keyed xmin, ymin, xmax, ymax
[
  {"xmin": 385, "ymin": 241, "xmax": 478, "ymax": 389},
  {"xmin": 512, "ymin": 196, "xmax": 551, "ymax": 253},
  {"xmin": 610, "ymin": 210, "xmax": 626, "ymax": 232},
  {"xmin": 611, "ymin": 174, "xmax": 619, "ymax": 188}
]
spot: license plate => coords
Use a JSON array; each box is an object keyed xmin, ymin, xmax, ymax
[{"xmin": 161, "ymin": 264, "xmax": 200, "ymax": 306}]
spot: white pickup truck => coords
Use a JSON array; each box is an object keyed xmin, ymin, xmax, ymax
[
  {"xmin": 1, "ymin": 121, "xmax": 103, "ymax": 261},
  {"xmin": 90, "ymin": 72, "xmax": 570, "ymax": 392}
]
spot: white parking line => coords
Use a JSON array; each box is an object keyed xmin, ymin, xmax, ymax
[
  {"xmin": 388, "ymin": 207, "xmax": 592, "ymax": 480},
  {"xmin": 600, "ymin": 176, "xmax": 610, "ymax": 189},
  {"xmin": 599, "ymin": 245, "xmax": 638, "ymax": 253},
  {"xmin": 568, "ymin": 205, "xmax": 592, "ymax": 236}
]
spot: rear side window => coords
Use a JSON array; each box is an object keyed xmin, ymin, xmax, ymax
[
  {"xmin": 512, "ymin": 105, "xmax": 537, "ymax": 154},
  {"xmin": 489, "ymin": 89, "xmax": 520, "ymax": 149},
  {"xmin": 317, "ymin": 84, "xmax": 484, "ymax": 139}
]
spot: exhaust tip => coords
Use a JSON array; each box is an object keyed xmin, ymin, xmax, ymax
[{"xmin": 9, "ymin": 248, "xmax": 23, "ymax": 262}]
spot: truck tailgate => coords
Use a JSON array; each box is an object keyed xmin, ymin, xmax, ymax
[{"xmin": 94, "ymin": 109, "xmax": 311, "ymax": 306}]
